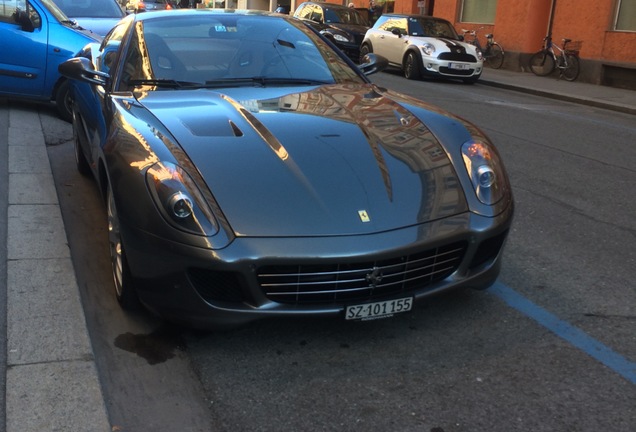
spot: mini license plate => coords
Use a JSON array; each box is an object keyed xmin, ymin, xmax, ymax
[
  {"xmin": 345, "ymin": 297, "xmax": 413, "ymax": 321},
  {"xmin": 449, "ymin": 63, "xmax": 470, "ymax": 70}
]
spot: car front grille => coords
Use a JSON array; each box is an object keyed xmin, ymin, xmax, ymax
[
  {"xmin": 258, "ymin": 242, "xmax": 466, "ymax": 304},
  {"xmin": 438, "ymin": 52, "xmax": 477, "ymax": 62}
]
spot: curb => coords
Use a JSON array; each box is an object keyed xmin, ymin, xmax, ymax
[
  {"xmin": 5, "ymin": 106, "xmax": 110, "ymax": 431},
  {"xmin": 479, "ymin": 78, "xmax": 636, "ymax": 116}
]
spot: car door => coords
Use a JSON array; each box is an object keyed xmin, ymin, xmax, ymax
[
  {"xmin": 72, "ymin": 20, "xmax": 130, "ymax": 165},
  {"xmin": 371, "ymin": 16, "xmax": 407, "ymax": 66},
  {"xmin": 0, "ymin": 0, "xmax": 48, "ymax": 97}
]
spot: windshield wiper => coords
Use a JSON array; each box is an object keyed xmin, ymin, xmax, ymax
[
  {"xmin": 203, "ymin": 77, "xmax": 331, "ymax": 88},
  {"xmin": 128, "ymin": 79, "xmax": 202, "ymax": 89}
]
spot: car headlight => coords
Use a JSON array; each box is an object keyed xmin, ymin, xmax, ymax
[
  {"xmin": 146, "ymin": 161, "xmax": 219, "ymax": 236},
  {"xmin": 420, "ymin": 43, "xmax": 435, "ymax": 56},
  {"xmin": 330, "ymin": 33, "xmax": 351, "ymax": 43},
  {"xmin": 461, "ymin": 140, "xmax": 505, "ymax": 205},
  {"xmin": 476, "ymin": 48, "xmax": 484, "ymax": 61}
]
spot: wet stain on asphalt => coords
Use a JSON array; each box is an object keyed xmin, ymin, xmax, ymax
[{"xmin": 114, "ymin": 326, "xmax": 186, "ymax": 365}]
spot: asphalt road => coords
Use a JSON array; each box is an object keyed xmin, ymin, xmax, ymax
[{"xmin": 41, "ymin": 73, "xmax": 636, "ymax": 432}]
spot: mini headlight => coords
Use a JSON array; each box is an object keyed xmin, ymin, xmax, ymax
[
  {"xmin": 146, "ymin": 162, "xmax": 218, "ymax": 236},
  {"xmin": 462, "ymin": 140, "xmax": 505, "ymax": 205},
  {"xmin": 421, "ymin": 43, "xmax": 435, "ymax": 56}
]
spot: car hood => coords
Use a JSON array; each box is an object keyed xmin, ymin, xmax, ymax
[
  {"xmin": 72, "ymin": 17, "xmax": 122, "ymax": 37},
  {"xmin": 413, "ymin": 36, "xmax": 479, "ymax": 56},
  {"xmin": 137, "ymin": 84, "xmax": 469, "ymax": 237},
  {"xmin": 327, "ymin": 22, "xmax": 369, "ymax": 36}
]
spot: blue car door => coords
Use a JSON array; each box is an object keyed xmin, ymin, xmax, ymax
[{"xmin": 0, "ymin": 0, "xmax": 48, "ymax": 97}]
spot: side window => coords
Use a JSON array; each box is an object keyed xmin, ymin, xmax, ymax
[
  {"xmin": 0, "ymin": 0, "xmax": 39, "ymax": 27},
  {"xmin": 27, "ymin": 0, "xmax": 39, "ymax": 28},
  {"xmin": 296, "ymin": 5, "xmax": 310, "ymax": 20},
  {"xmin": 310, "ymin": 5, "xmax": 323, "ymax": 23},
  {"xmin": 378, "ymin": 17, "xmax": 405, "ymax": 35},
  {"xmin": 96, "ymin": 21, "xmax": 128, "ymax": 74},
  {"xmin": 0, "ymin": 0, "xmax": 20, "ymax": 24}
]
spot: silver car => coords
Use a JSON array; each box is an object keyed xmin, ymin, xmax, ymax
[{"xmin": 361, "ymin": 14, "xmax": 483, "ymax": 83}]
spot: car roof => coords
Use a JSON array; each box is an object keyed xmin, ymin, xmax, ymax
[
  {"xmin": 381, "ymin": 13, "xmax": 451, "ymax": 22},
  {"xmin": 130, "ymin": 8, "xmax": 278, "ymax": 22},
  {"xmin": 297, "ymin": 1, "xmax": 352, "ymax": 10}
]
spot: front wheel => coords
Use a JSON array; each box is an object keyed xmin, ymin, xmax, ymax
[
  {"xmin": 486, "ymin": 43, "xmax": 504, "ymax": 69},
  {"xmin": 403, "ymin": 51, "xmax": 421, "ymax": 80},
  {"xmin": 107, "ymin": 185, "xmax": 140, "ymax": 310},
  {"xmin": 561, "ymin": 53, "xmax": 580, "ymax": 81},
  {"xmin": 529, "ymin": 50, "xmax": 555, "ymax": 76},
  {"xmin": 55, "ymin": 80, "xmax": 73, "ymax": 122},
  {"xmin": 359, "ymin": 43, "xmax": 372, "ymax": 63},
  {"xmin": 72, "ymin": 110, "xmax": 91, "ymax": 177}
]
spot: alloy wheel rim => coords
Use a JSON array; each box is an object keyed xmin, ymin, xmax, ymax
[{"xmin": 107, "ymin": 190, "xmax": 124, "ymax": 298}]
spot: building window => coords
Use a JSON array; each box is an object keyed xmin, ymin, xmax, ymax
[
  {"xmin": 615, "ymin": 0, "xmax": 636, "ymax": 31},
  {"xmin": 459, "ymin": 0, "xmax": 497, "ymax": 24}
]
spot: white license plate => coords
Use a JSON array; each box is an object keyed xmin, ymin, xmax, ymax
[
  {"xmin": 345, "ymin": 297, "xmax": 413, "ymax": 321},
  {"xmin": 449, "ymin": 63, "xmax": 470, "ymax": 70}
]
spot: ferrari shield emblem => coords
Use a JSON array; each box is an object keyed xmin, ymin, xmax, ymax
[{"xmin": 358, "ymin": 210, "xmax": 371, "ymax": 222}]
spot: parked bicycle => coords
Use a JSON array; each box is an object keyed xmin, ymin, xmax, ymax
[
  {"xmin": 461, "ymin": 27, "xmax": 504, "ymax": 69},
  {"xmin": 529, "ymin": 36, "xmax": 581, "ymax": 81}
]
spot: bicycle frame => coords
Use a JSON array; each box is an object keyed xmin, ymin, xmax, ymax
[
  {"xmin": 544, "ymin": 37, "xmax": 571, "ymax": 70},
  {"xmin": 462, "ymin": 27, "xmax": 499, "ymax": 58}
]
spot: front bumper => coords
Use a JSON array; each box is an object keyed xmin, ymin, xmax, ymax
[
  {"xmin": 123, "ymin": 203, "xmax": 513, "ymax": 329},
  {"xmin": 421, "ymin": 57, "xmax": 483, "ymax": 79}
]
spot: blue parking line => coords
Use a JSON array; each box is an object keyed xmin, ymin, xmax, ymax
[{"xmin": 489, "ymin": 281, "xmax": 636, "ymax": 385}]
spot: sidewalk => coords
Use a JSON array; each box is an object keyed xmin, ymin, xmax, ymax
[
  {"xmin": 2, "ymin": 68, "xmax": 635, "ymax": 432},
  {"xmin": 4, "ymin": 107, "xmax": 111, "ymax": 431},
  {"xmin": 480, "ymin": 68, "xmax": 636, "ymax": 116}
]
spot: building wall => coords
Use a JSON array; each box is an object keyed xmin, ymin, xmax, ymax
[
  {"xmin": 424, "ymin": 0, "xmax": 636, "ymax": 87},
  {"xmin": 304, "ymin": 0, "xmax": 636, "ymax": 88}
]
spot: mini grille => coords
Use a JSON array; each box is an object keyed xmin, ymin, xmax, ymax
[
  {"xmin": 438, "ymin": 52, "xmax": 476, "ymax": 62},
  {"xmin": 258, "ymin": 242, "xmax": 466, "ymax": 304}
]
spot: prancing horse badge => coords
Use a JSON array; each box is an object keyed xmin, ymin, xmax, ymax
[{"xmin": 358, "ymin": 210, "xmax": 370, "ymax": 223}]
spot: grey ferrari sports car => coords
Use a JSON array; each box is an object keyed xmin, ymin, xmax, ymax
[{"xmin": 59, "ymin": 9, "xmax": 513, "ymax": 329}]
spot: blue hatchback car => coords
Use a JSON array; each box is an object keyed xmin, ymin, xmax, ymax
[{"xmin": 0, "ymin": 0, "xmax": 100, "ymax": 120}]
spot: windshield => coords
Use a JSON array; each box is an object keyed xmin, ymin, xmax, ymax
[
  {"xmin": 118, "ymin": 14, "xmax": 365, "ymax": 90},
  {"xmin": 39, "ymin": 0, "xmax": 71, "ymax": 22},
  {"xmin": 324, "ymin": 7, "xmax": 368, "ymax": 26},
  {"xmin": 55, "ymin": 0, "xmax": 124, "ymax": 18},
  {"xmin": 411, "ymin": 17, "xmax": 459, "ymax": 39}
]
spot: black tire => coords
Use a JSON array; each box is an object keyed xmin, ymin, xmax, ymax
[
  {"xmin": 107, "ymin": 185, "xmax": 140, "ymax": 310},
  {"xmin": 529, "ymin": 50, "xmax": 555, "ymax": 76},
  {"xmin": 487, "ymin": 43, "xmax": 504, "ymax": 69},
  {"xmin": 403, "ymin": 51, "xmax": 421, "ymax": 80},
  {"xmin": 561, "ymin": 53, "xmax": 580, "ymax": 81},
  {"xmin": 72, "ymin": 110, "xmax": 91, "ymax": 176},
  {"xmin": 55, "ymin": 79, "xmax": 73, "ymax": 122},
  {"xmin": 359, "ymin": 43, "xmax": 371, "ymax": 63}
]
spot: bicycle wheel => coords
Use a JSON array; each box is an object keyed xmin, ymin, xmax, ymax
[
  {"xmin": 486, "ymin": 43, "xmax": 504, "ymax": 69},
  {"xmin": 529, "ymin": 50, "xmax": 555, "ymax": 76},
  {"xmin": 561, "ymin": 53, "xmax": 580, "ymax": 81}
]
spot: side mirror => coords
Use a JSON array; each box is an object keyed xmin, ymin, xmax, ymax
[
  {"xmin": 358, "ymin": 53, "xmax": 388, "ymax": 76},
  {"xmin": 59, "ymin": 57, "xmax": 110, "ymax": 86},
  {"xmin": 391, "ymin": 28, "xmax": 402, "ymax": 38},
  {"xmin": 458, "ymin": 35, "xmax": 464, "ymax": 41},
  {"xmin": 13, "ymin": 9, "xmax": 34, "ymax": 32}
]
